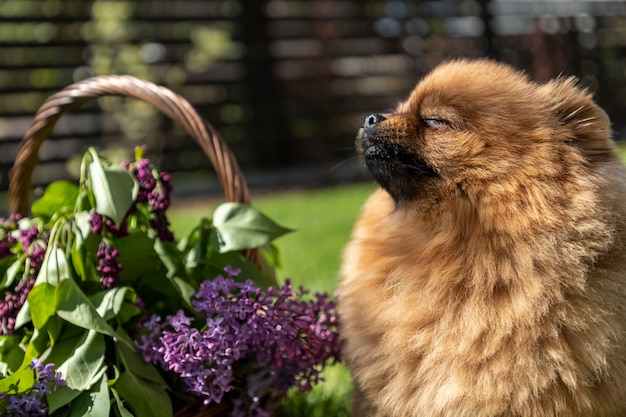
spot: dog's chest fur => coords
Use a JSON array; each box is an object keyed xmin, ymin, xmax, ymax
[{"xmin": 340, "ymin": 166, "xmax": 626, "ymax": 416}]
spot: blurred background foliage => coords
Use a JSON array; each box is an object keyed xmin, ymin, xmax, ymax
[
  {"xmin": 83, "ymin": 0, "xmax": 242, "ymax": 143},
  {"xmin": 1, "ymin": 0, "xmax": 626, "ymax": 195}
]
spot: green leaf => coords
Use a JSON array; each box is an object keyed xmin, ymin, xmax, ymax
[
  {"xmin": 115, "ymin": 371, "xmax": 172, "ymax": 417},
  {"xmin": 55, "ymin": 282, "xmax": 112, "ymax": 336},
  {"xmin": 117, "ymin": 303, "xmax": 142, "ymax": 326},
  {"xmin": 71, "ymin": 213, "xmax": 100, "ymax": 284},
  {"xmin": 46, "ymin": 329, "xmax": 106, "ymax": 413},
  {"xmin": 31, "ymin": 180, "xmax": 80, "ymax": 220},
  {"xmin": 52, "ymin": 330, "xmax": 105, "ymax": 390},
  {"xmin": 74, "ymin": 211, "xmax": 103, "ymax": 255},
  {"xmin": 180, "ymin": 218, "xmax": 211, "ymax": 255},
  {"xmin": 70, "ymin": 238, "xmax": 98, "ymax": 285},
  {"xmin": 173, "ymin": 277, "xmax": 196, "ymax": 306},
  {"xmin": 153, "ymin": 239, "xmax": 194, "ymax": 307},
  {"xmin": 0, "ymin": 257, "xmax": 20, "ymax": 290},
  {"xmin": 88, "ymin": 154, "xmax": 138, "ymax": 226},
  {"xmin": 91, "ymin": 287, "xmax": 132, "ymax": 321},
  {"xmin": 152, "ymin": 239, "xmax": 182, "ymax": 280},
  {"xmin": 36, "ymin": 247, "xmax": 71, "ymax": 286},
  {"xmin": 212, "ymin": 202, "xmax": 293, "ymax": 253},
  {"xmin": 46, "ymin": 315, "xmax": 64, "ymax": 346},
  {"xmin": 0, "ymin": 357, "xmax": 35, "ymax": 394},
  {"xmin": 183, "ymin": 241, "xmax": 202, "ymax": 270},
  {"xmin": 181, "ymin": 220, "xmax": 214, "ymax": 284},
  {"xmin": 115, "ymin": 329, "xmax": 167, "ymax": 386},
  {"xmin": 46, "ymin": 345, "xmax": 105, "ymax": 415},
  {"xmin": 0, "ymin": 336, "xmax": 25, "ymax": 376},
  {"xmin": 74, "ymin": 211, "xmax": 93, "ymax": 244},
  {"xmin": 110, "ymin": 387, "xmax": 135, "ymax": 417},
  {"xmin": 115, "ymin": 233, "xmax": 160, "ymax": 282},
  {"xmin": 25, "ymin": 327, "xmax": 49, "ymax": 359},
  {"xmin": 110, "ymin": 337, "xmax": 171, "ymax": 416},
  {"xmin": 66, "ymin": 373, "xmax": 110, "ymax": 417},
  {"xmin": 54, "ymin": 279, "xmax": 133, "ymax": 349},
  {"xmin": 262, "ymin": 242, "xmax": 282, "ymax": 269},
  {"xmin": 47, "ymin": 384, "xmax": 82, "ymax": 414},
  {"xmin": 14, "ymin": 299, "xmax": 32, "ymax": 330},
  {"xmin": 107, "ymin": 364, "xmax": 121, "ymax": 386},
  {"xmin": 28, "ymin": 283, "xmax": 58, "ymax": 329}
]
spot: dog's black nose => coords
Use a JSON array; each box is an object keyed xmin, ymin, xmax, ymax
[{"xmin": 364, "ymin": 114, "xmax": 386, "ymax": 128}]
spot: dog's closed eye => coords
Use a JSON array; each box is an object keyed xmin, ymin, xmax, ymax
[{"xmin": 422, "ymin": 117, "xmax": 451, "ymax": 129}]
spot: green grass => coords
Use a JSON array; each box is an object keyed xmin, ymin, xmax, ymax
[{"xmin": 167, "ymin": 182, "xmax": 375, "ymax": 417}]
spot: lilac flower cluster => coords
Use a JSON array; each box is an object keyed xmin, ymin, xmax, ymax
[
  {"xmin": 89, "ymin": 212, "xmax": 128, "ymax": 237},
  {"xmin": 96, "ymin": 240, "xmax": 123, "ymax": 289},
  {"xmin": 136, "ymin": 267, "xmax": 341, "ymax": 417},
  {"xmin": 89, "ymin": 214, "xmax": 124, "ymax": 289},
  {"xmin": 1, "ymin": 278, "xmax": 35, "ymax": 335},
  {"xmin": 0, "ymin": 359, "xmax": 66, "ymax": 417},
  {"xmin": 90, "ymin": 158, "xmax": 174, "ymax": 241},
  {"xmin": 88, "ymin": 157, "xmax": 175, "ymax": 288},
  {"xmin": 0, "ymin": 215, "xmax": 47, "ymax": 335},
  {"xmin": 19, "ymin": 228, "xmax": 47, "ymax": 273},
  {"xmin": 125, "ymin": 158, "xmax": 174, "ymax": 242}
]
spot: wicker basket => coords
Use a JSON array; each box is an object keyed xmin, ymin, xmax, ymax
[{"xmin": 6, "ymin": 75, "xmax": 274, "ymax": 417}]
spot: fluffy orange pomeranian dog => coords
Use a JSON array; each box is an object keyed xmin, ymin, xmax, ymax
[{"xmin": 339, "ymin": 59, "xmax": 626, "ymax": 417}]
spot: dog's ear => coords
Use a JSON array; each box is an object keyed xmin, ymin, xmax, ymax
[{"xmin": 540, "ymin": 77, "xmax": 617, "ymax": 163}]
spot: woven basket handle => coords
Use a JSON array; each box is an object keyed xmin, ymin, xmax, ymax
[
  {"xmin": 8, "ymin": 75, "xmax": 259, "ymax": 263},
  {"xmin": 9, "ymin": 75, "xmax": 251, "ymax": 214}
]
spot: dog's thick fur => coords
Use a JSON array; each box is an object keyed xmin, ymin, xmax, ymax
[{"xmin": 339, "ymin": 59, "xmax": 626, "ymax": 417}]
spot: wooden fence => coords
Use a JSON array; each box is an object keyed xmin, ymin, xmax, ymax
[{"xmin": 1, "ymin": 0, "xmax": 625, "ymax": 191}]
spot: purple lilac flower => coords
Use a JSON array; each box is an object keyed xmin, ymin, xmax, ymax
[
  {"xmin": 19, "ymin": 228, "xmax": 38, "ymax": 248},
  {"xmin": 0, "ymin": 217, "xmax": 46, "ymax": 335},
  {"xmin": 0, "ymin": 359, "xmax": 66, "ymax": 417},
  {"xmin": 147, "ymin": 171, "xmax": 174, "ymax": 242},
  {"xmin": 0, "ymin": 278, "xmax": 35, "ymax": 335},
  {"xmin": 29, "ymin": 359, "xmax": 66, "ymax": 389},
  {"xmin": 17, "ymin": 227, "xmax": 47, "ymax": 274},
  {"xmin": 123, "ymin": 158, "xmax": 174, "ymax": 242},
  {"xmin": 89, "ymin": 211, "xmax": 127, "ymax": 289},
  {"xmin": 89, "ymin": 212, "xmax": 128, "ymax": 237},
  {"xmin": 96, "ymin": 240, "xmax": 123, "ymax": 289},
  {"xmin": 136, "ymin": 267, "xmax": 341, "ymax": 417},
  {"xmin": 150, "ymin": 211, "xmax": 174, "ymax": 242},
  {"xmin": 149, "ymin": 172, "xmax": 173, "ymax": 212},
  {"xmin": 0, "ymin": 241, "xmax": 11, "ymax": 258},
  {"xmin": 0, "ymin": 214, "xmax": 23, "ymax": 228},
  {"xmin": 133, "ymin": 158, "xmax": 158, "ymax": 203},
  {"xmin": 90, "ymin": 211, "xmax": 104, "ymax": 234}
]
